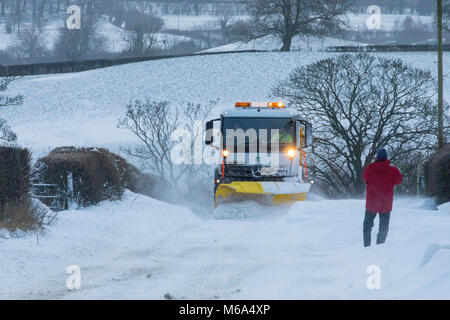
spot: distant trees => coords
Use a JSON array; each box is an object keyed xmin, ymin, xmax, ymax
[
  {"xmin": 392, "ymin": 16, "xmax": 433, "ymax": 44},
  {"xmin": 353, "ymin": 0, "xmax": 434, "ymax": 15},
  {"xmin": 274, "ymin": 54, "xmax": 446, "ymax": 197},
  {"xmin": 53, "ymin": 15, "xmax": 107, "ymax": 61},
  {"xmin": 243, "ymin": 0, "xmax": 352, "ymax": 51},
  {"xmin": 444, "ymin": 0, "xmax": 450, "ymax": 32},
  {"xmin": 216, "ymin": 9, "xmax": 232, "ymax": 39},
  {"xmin": 121, "ymin": 11, "xmax": 164, "ymax": 57}
]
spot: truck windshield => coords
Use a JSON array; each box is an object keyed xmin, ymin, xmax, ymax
[{"xmin": 223, "ymin": 117, "xmax": 295, "ymax": 150}]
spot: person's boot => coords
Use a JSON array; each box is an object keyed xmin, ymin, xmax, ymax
[
  {"xmin": 364, "ymin": 231, "xmax": 371, "ymax": 247},
  {"xmin": 376, "ymin": 232, "xmax": 387, "ymax": 244},
  {"xmin": 363, "ymin": 211, "xmax": 376, "ymax": 247},
  {"xmin": 376, "ymin": 212, "xmax": 390, "ymax": 245}
]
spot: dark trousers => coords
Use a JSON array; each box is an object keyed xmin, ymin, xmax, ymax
[{"xmin": 363, "ymin": 210, "xmax": 390, "ymax": 247}]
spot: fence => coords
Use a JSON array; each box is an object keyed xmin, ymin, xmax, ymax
[
  {"xmin": 0, "ymin": 50, "xmax": 266, "ymax": 77},
  {"xmin": 326, "ymin": 44, "xmax": 450, "ymax": 52},
  {"xmin": 31, "ymin": 183, "xmax": 65, "ymax": 211}
]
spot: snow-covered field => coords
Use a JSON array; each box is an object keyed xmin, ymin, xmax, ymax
[
  {"xmin": 2, "ymin": 51, "xmax": 449, "ymax": 158},
  {"xmin": 1, "ymin": 191, "xmax": 449, "ymax": 299},
  {"xmin": 203, "ymin": 35, "xmax": 366, "ymax": 52}
]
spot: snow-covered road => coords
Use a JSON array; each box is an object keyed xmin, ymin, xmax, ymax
[{"xmin": 1, "ymin": 191, "xmax": 449, "ymax": 299}]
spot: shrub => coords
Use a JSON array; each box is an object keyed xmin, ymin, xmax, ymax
[
  {"xmin": 0, "ymin": 145, "xmax": 31, "ymax": 209},
  {"xmin": 33, "ymin": 147, "xmax": 155, "ymax": 208},
  {"xmin": 424, "ymin": 144, "xmax": 450, "ymax": 205},
  {"xmin": 0, "ymin": 145, "xmax": 54, "ymax": 233},
  {"xmin": 0, "ymin": 199, "xmax": 55, "ymax": 235}
]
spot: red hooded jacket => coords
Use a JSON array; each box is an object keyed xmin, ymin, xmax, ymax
[{"xmin": 363, "ymin": 159, "xmax": 403, "ymax": 213}]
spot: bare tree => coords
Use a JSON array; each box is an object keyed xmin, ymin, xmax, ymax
[
  {"xmin": 121, "ymin": 10, "xmax": 164, "ymax": 57},
  {"xmin": 11, "ymin": 23, "xmax": 47, "ymax": 59},
  {"xmin": 273, "ymin": 54, "xmax": 447, "ymax": 197},
  {"xmin": 216, "ymin": 9, "xmax": 232, "ymax": 39},
  {"xmin": 0, "ymin": 118, "xmax": 16, "ymax": 142},
  {"xmin": 53, "ymin": 14, "xmax": 106, "ymax": 61},
  {"xmin": 118, "ymin": 100, "xmax": 183, "ymax": 192},
  {"xmin": 8, "ymin": 0, "xmax": 24, "ymax": 32},
  {"xmin": 228, "ymin": 18, "xmax": 258, "ymax": 42},
  {"xmin": 0, "ymin": 76, "xmax": 23, "ymax": 143},
  {"xmin": 118, "ymin": 99, "xmax": 217, "ymax": 198},
  {"xmin": 392, "ymin": 16, "xmax": 432, "ymax": 45},
  {"xmin": 245, "ymin": 0, "xmax": 353, "ymax": 51},
  {"xmin": 180, "ymin": 100, "xmax": 218, "ymax": 193},
  {"xmin": 1, "ymin": 0, "xmax": 6, "ymax": 17},
  {"xmin": 0, "ymin": 77, "xmax": 24, "ymax": 109},
  {"xmin": 444, "ymin": 0, "xmax": 450, "ymax": 32}
]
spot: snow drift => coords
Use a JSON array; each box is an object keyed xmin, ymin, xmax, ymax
[{"xmin": 0, "ymin": 191, "xmax": 448, "ymax": 299}]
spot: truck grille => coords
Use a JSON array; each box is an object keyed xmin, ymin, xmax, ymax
[{"xmin": 224, "ymin": 165, "xmax": 289, "ymax": 179}]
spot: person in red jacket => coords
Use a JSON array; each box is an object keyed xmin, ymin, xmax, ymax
[{"xmin": 363, "ymin": 148, "xmax": 403, "ymax": 247}]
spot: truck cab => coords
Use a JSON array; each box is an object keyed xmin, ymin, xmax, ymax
[{"xmin": 205, "ymin": 102, "xmax": 312, "ymax": 206}]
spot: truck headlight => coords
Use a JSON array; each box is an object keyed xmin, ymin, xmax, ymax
[{"xmin": 287, "ymin": 148, "xmax": 296, "ymax": 159}]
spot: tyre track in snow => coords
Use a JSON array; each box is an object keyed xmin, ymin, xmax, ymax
[{"xmin": 3, "ymin": 194, "xmax": 449, "ymax": 299}]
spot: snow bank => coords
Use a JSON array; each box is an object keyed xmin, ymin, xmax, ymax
[
  {"xmin": 437, "ymin": 202, "xmax": 450, "ymax": 214},
  {"xmin": 0, "ymin": 190, "xmax": 199, "ymax": 299}
]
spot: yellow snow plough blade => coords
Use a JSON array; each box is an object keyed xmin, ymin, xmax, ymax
[{"xmin": 214, "ymin": 181, "xmax": 310, "ymax": 207}]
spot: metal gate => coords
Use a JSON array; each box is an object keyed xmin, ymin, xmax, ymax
[{"xmin": 31, "ymin": 183, "xmax": 65, "ymax": 211}]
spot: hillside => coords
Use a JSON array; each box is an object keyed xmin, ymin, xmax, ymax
[
  {"xmin": 2, "ymin": 51, "xmax": 449, "ymax": 157},
  {"xmin": 203, "ymin": 35, "xmax": 366, "ymax": 52}
]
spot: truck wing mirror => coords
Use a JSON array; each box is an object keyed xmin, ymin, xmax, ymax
[{"xmin": 205, "ymin": 119, "xmax": 219, "ymax": 145}]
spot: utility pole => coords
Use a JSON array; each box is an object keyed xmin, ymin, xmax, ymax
[
  {"xmin": 437, "ymin": 0, "xmax": 444, "ymax": 150},
  {"xmin": 417, "ymin": 152, "xmax": 422, "ymax": 199}
]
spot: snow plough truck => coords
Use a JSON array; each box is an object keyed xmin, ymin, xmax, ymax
[{"xmin": 205, "ymin": 102, "xmax": 313, "ymax": 207}]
